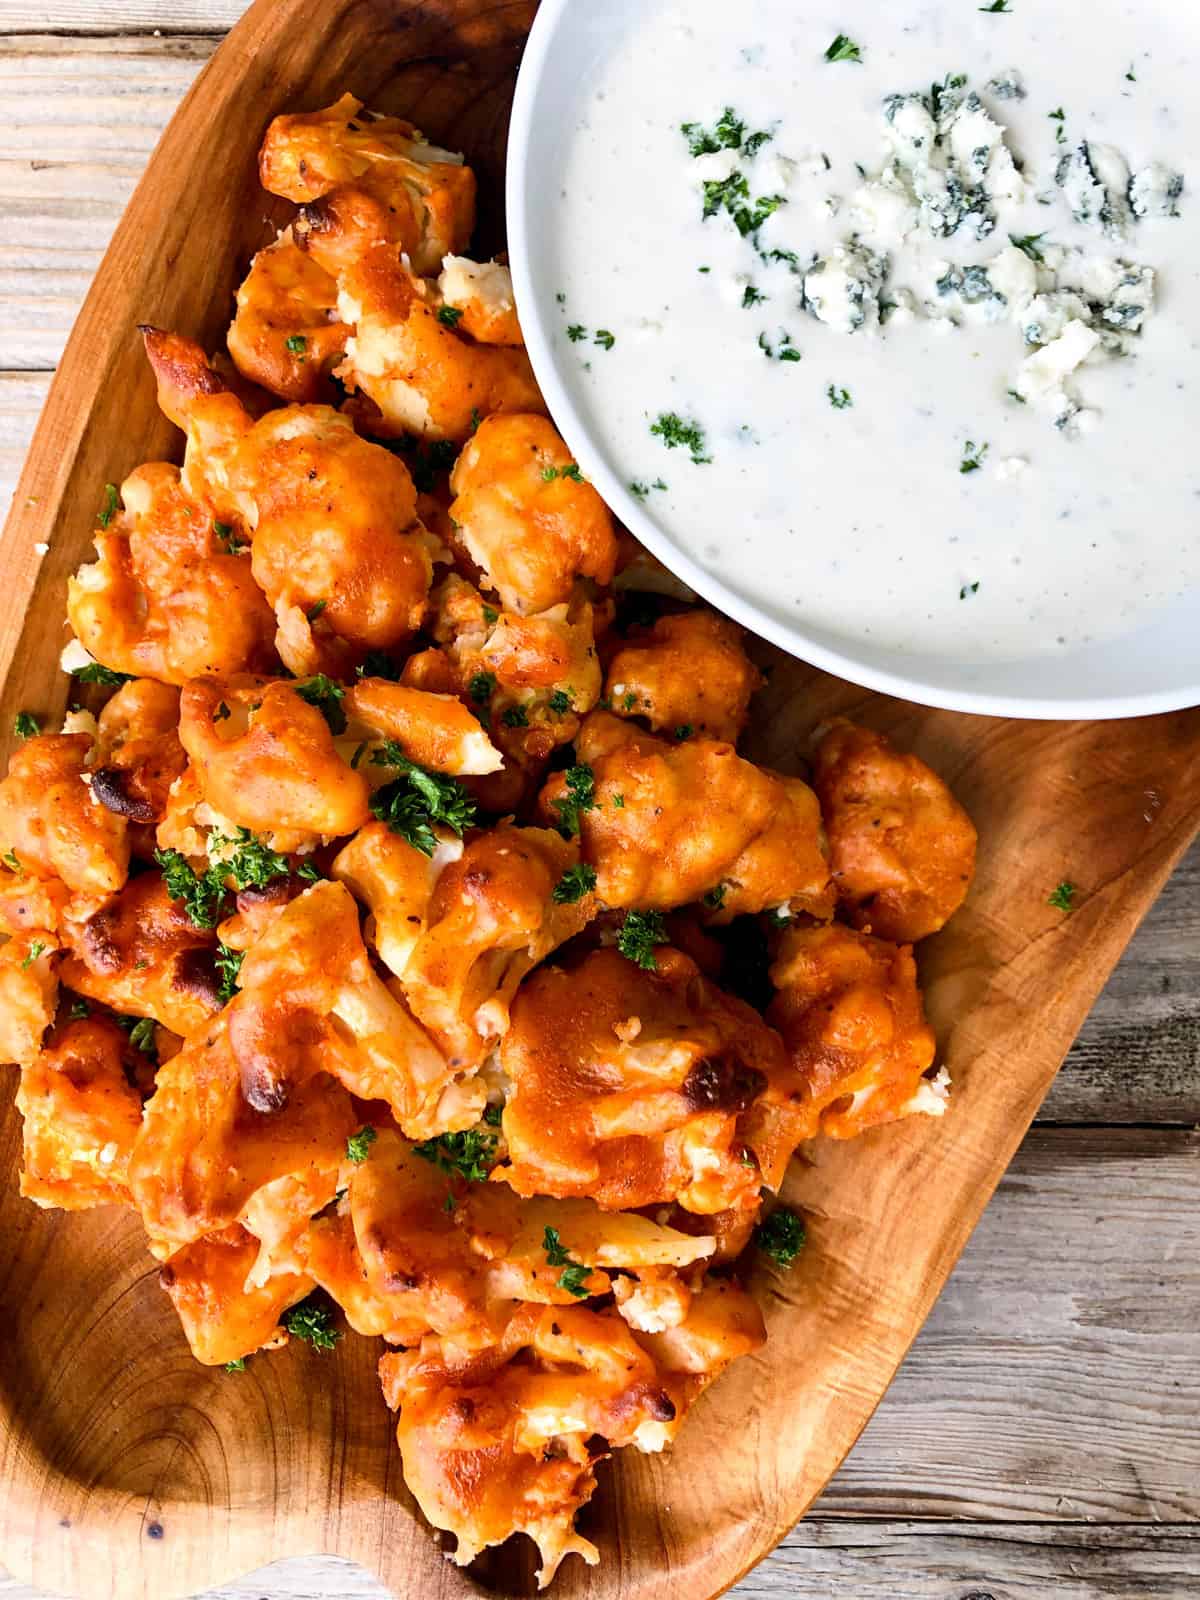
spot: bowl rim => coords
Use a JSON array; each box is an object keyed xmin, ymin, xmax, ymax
[{"xmin": 505, "ymin": 0, "xmax": 1199, "ymax": 723}]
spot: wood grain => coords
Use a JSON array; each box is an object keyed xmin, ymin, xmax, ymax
[{"xmin": 1, "ymin": 3, "xmax": 1199, "ymax": 1600}]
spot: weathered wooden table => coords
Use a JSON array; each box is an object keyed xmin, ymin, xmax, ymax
[{"xmin": 0, "ymin": 6, "xmax": 1196, "ymax": 1597}]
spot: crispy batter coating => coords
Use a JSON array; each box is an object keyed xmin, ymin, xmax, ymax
[
  {"xmin": 331, "ymin": 821, "xmax": 456, "ymax": 981},
  {"xmin": 158, "ymin": 1224, "xmax": 313, "ymax": 1366},
  {"xmin": 766, "ymin": 923, "xmax": 943, "ymax": 1140},
  {"xmin": 227, "ymin": 229, "xmax": 350, "ymax": 403},
  {"xmin": 539, "ymin": 713, "xmax": 833, "ymax": 919},
  {"xmin": 346, "ymin": 678, "xmax": 502, "ymax": 776},
  {"xmin": 497, "ymin": 946, "xmax": 786, "ymax": 1213},
  {"xmin": 17, "ymin": 1017, "xmax": 147, "ymax": 1209},
  {"xmin": 0, "ymin": 932, "xmax": 59, "ymax": 1065},
  {"xmin": 59, "ymin": 871, "xmax": 221, "ymax": 1037},
  {"xmin": 90, "ymin": 679, "xmax": 188, "ymax": 826},
  {"xmin": 232, "ymin": 881, "xmax": 479, "ymax": 1135},
  {"xmin": 605, "ymin": 610, "xmax": 763, "ymax": 744},
  {"xmin": 179, "ymin": 677, "xmax": 370, "ymax": 850},
  {"xmin": 259, "ymin": 93, "xmax": 476, "ymax": 277},
  {"xmin": 293, "ymin": 188, "xmax": 544, "ymax": 442},
  {"xmin": 128, "ymin": 1006, "xmax": 356, "ymax": 1256},
  {"xmin": 400, "ymin": 824, "xmax": 596, "ymax": 1071},
  {"xmin": 449, "ymin": 415, "xmax": 618, "ymax": 615},
  {"xmin": 0, "ymin": 871, "xmax": 72, "ymax": 938},
  {"xmin": 812, "ymin": 719, "xmax": 978, "ymax": 943},
  {"xmin": 633, "ymin": 1277, "xmax": 766, "ymax": 1376},
  {"xmin": 142, "ymin": 330, "xmax": 434, "ymax": 675},
  {"xmin": 67, "ymin": 461, "xmax": 277, "ymax": 685},
  {"xmin": 0, "ymin": 733, "xmax": 129, "ymax": 896},
  {"xmin": 437, "ymin": 257, "xmax": 524, "ymax": 346}
]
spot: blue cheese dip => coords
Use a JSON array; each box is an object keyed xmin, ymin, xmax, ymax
[{"xmin": 545, "ymin": 0, "xmax": 1200, "ymax": 662}]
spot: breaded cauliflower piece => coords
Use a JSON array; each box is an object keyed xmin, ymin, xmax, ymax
[
  {"xmin": 0, "ymin": 932, "xmax": 59, "ymax": 1065},
  {"xmin": 259, "ymin": 93, "xmax": 476, "ymax": 277},
  {"xmin": 66, "ymin": 461, "xmax": 277, "ymax": 685},
  {"xmin": 497, "ymin": 946, "xmax": 787, "ymax": 1213},
  {"xmin": 179, "ymin": 677, "xmax": 370, "ymax": 852},
  {"xmin": 437, "ymin": 256, "xmax": 524, "ymax": 345},
  {"xmin": 0, "ymin": 733, "xmax": 129, "ymax": 896},
  {"xmin": 332, "ymin": 820, "xmax": 459, "ymax": 980},
  {"xmin": 400, "ymin": 824, "xmax": 597, "ymax": 1071},
  {"xmin": 227, "ymin": 228, "xmax": 351, "ymax": 403},
  {"xmin": 292, "ymin": 187, "xmax": 544, "ymax": 442},
  {"xmin": 766, "ymin": 922, "xmax": 942, "ymax": 1140},
  {"xmin": 142, "ymin": 329, "xmax": 435, "ymax": 676},
  {"xmin": 812, "ymin": 719, "xmax": 978, "ymax": 942},
  {"xmin": 59, "ymin": 870, "xmax": 221, "ymax": 1038},
  {"xmin": 345, "ymin": 677, "xmax": 502, "ymax": 777},
  {"xmin": 158, "ymin": 1224, "xmax": 314, "ymax": 1366},
  {"xmin": 538, "ymin": 712, "xmax": 833, "ymax": 918},
  {"xmin": 605, "ymin": 609, "xmax": 763, "ymax": 744},
  {"xmin": 16, "ymin": 1016, "xmax": 148, "ymax": 1209},
  {"xmin": 89, "ymin": 679, "xmax": 188, "ymax": 826},
  {"xmin": 449, "ymin": 415, "xmax": 617, "ymax": 615}
]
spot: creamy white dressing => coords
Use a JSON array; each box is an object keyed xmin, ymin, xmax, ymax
[{"xmin": 546, "ymin": 0, "xmax": 1200, "ymax": 662}]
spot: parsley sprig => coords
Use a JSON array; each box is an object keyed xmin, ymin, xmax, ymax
[
  {"xmin": 650, "ymin": 412, "xmax": 712, "ymax": 465},
  {"xmin": 552, "ymin": 864, "xmax": 597, "ymax": 905},
  {"xmin": 283, "ymin": 1296, "xmax": 342, "ymax": 1352},
  {"xmin": 681, "ymin": 107, "xmax": 772, "ymax": 160},
  {"xmin": 617, "ymin": 910, "xmax": 669, "ymax": 971},
  {"xmin": 542, "ymin": 1226, "xmax": 593, "ymax": 1299},
  {"xmin": 755, "ymin": 1207, "xmax": 806, "ymax": 1267},
  {"xmin": 369, "ymin": 745, "xmax": 476, "ymax": 856},
  {"xmin": 413, "ymin": 1128, "xmax": 498, "ymax": 1182},
  {"xmin": 551, "ymin": 764, "xmax": 597, "ymax": 839}
]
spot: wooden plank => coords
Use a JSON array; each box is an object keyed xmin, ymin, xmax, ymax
[
  {"xmin": 0, "ymin": 6, "xmax": 241, "ymax": 32},
  {"xmin": 819, "ymin": 1127, "xmax": 1200, "ymax": 1523},
  {"xmin": 0, "ymin": 37, "xmax": 214, "ymax": 370}
]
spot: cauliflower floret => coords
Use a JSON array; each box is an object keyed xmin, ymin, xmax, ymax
[
  {"xmin": 17, "ymin": 1016, "xmax": 148, "ymax": 1209},
  {"xmin": 0, "ymin": 932, "xmax": 59, "ymax": 1064},
  {"xmin": 227, "ymin": 228, "xmax": 351, "ymax": 403},
  {"xmin": 66, "ymin": 461, "xmax": 277, "ymax": 686},
  {"xmin": 0, "ymin": 733, "xmax": 129, "ymax": 896},
  {"xmin": 496, "ymin": 946, "xmax": 785, "ymax": 1213},
  {"xmin": 437, "ymin": 256, "xmax": 524, "ymax": 345},
  {"xmin": 604, "ymin": 609, "xmax": 762, "ymax": 744},
  {"xmin": 332, "ymin": 820, "xmax": 459, "ymax": 979},
  {"xmin": 400, "ymin": 824, "xmax": 596, "ymax": 1071},
  {"xmin": 538, "ymin": 712, "xmax": 833, "ymax": 918},
  {"xmin": 345, "ymin": 678, "xmax": 502, "ymax": 776},
  {"xmin": 157, "ymin": 1224, "xmax": 314, "ymax": 1366},
  {"xmin": 448, "ymin": 414, "xmax": 617, "ymax": 614},
  {"xmin": 812, "ymin": 718, "xmax": 977, "ymax": 942},
  {"xmin": 767, "ymin": 922, "xmax": 940, "ymax": 1140},
  {"xmin": 59, "ymin": 870, "xmax": 221, "ymax": 1037},
  {"xmin": 292, "ymin": 187, "xmax": 544, "ymax": 442},
  {"xmin": 178, "ymin": 676, "xmax": 370, "ymax": 852},
  {"xmin": 258, "ymin": 92, "xmax": 476, "ymax": 277},
  {"xmin": 89, "ymin": 679, "xmax": 189, "ymax": 827}
]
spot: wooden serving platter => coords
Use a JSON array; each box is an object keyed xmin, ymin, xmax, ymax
[{"xmin": 1, "ymin": 2, "xmax": 1198, "ymax": 1597}]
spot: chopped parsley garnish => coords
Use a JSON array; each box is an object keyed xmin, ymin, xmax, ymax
[
  {"xmin": 629, "ymin": 478, "xmax": 669, "ymax": 502},
  {"xmin": 960, "ymin": 440, "xmax": 989, "ymax": 475},
  {"xmin": 682, "ymin": 107, "xmax": 772, "ymax": 160},
  {"xmin": 157, "ymin": 829, "xmax": 298, "ymax": 929},
  {"xmin": 214, "ymin": 701, "xmax": 231, "ymax": 722},
  {"xmin": 552, "ymin": 864, "xmax": 597, "ymax": 905},
  {"xmin": 566, "ymin": 323, "xmax": 588, "ymax": 343},
  {"xmin": 502, "ymin": 704, "xmax": 529, "ymax": 729},
  {"xmin": 294, "ymin": 674, "xmax": 347, "ymax": 734},
  {"xmin": 224, "ymin": 1358, "xmax": 246, "ymax": 1373},
  {"xmin": 482, "ymin": 605, "xmax": 500, "ymax": 627},
  {"xmin": 547, "ymin": 689, "xmax": 573, "ymax": 717},
  {"xmin": 824, "ymin": 34, "xmax": 863, "ymax": 64},
  {"xmin": 561, "ymin": 463, "xmax": 584, "ymax": 482},
  {"xmin": 1007, "ymin": 388, "xmax": 1028, "ymax": 405},
  {"xmin": 959, "ymin": 581, "xmax": 981, "ymax": 600},
  {"xmin": 284, "ymin": 334, "xmax": 307, "ymax": 356},
  {"xmin": 468, "ymin": 671, "xmax": 496, "ymax": 706},
  {"xmin": 282, "ymin": 1297, "xmax": 342, "ymax": 1352},
  {"xmin": 213, "ymin": 519, "xmax": 248, "ymax": 554},
  {"xmin": 978, "ymin": 0, "xmax": 1011, "ymax": 11},
  {"xmin": 612, "ymin": 793, "xmax": 625, "ymax": 808},
  {"xmin": 97, "ymin": 482, "xmax": 120, "ymax": 528},
  {"xmin": 119, "ymin": 1015, "xmax": 158, "ymax": 1056},
  {"xmin": 305, "ymin": 600, "xmax": 327, "ymax": 622},
  {"xmin": 214, "ymin": 942, "xmax": 243, "ymax": 1005},
  {"xmin": 703, "ymin": 883, "xmax": 727, "ymax": 911},
  {"xmin": 346, "ymin": 1126, "xmax": 377, "ymax": 1164},
  {"xmin": 413, "ymin": 1128, "xmax": 498, "ymax": 1182},
  {"xmin": 617, "ymin": 910, "xmax": 669, "ymax": 972},
  {"xmin": 70, "ymin": 662, "xmax": 132, "ymax": 686},
  {"xmin": 470, "ymin": 407, "xmax": 482, "ymax": 434},
  {"xmin": 483, "ymin": 1102, "xmax": 503, "ymax": 1127},
  {"xmin": 216, "ymin": 829, "xmax": 294, "ymax": 891},
  {"xmin": 674, "ymin": 724, "xmax": 694, "ymax": 741},
  {"xmin": 20, "ymin": 940, "xmax": 47, "ymax": 970},
  {"xmin": 370, "ymin": 748, "xmax": 476, "ymax": 856},
  {"xmin": 154, "ymin": 848, "xmax": 226, "ymax": 930},
  {"xmin": 1049, "ymin": 107, "xmax": 1067, "ymax": 144},
  {"xmin": 650, "ymin": 412, "xmax": 712, "ymax": 465},
  {"xmin": 755, "ymin": 1207, "xmax": 806, "ymax": 1267},
  {"xmin": 541, "ymin": 1226, "xmax": 592, "ymax": 1298},
  {"xmin": 13, "ymin": 711, "xmax": 39, "ymax": 738},
  {"xmin": 2, "ymin": 850, "xmax": 20, "ymax": 872},
  {"xmin": 1048, "ymin": 880, "xmax": 1076, "ymax": 912},
  {"xmin": 594, "ymin": 329, "xmax": 616, "ymax": 351},
  {"xmin": 551, "ymin": 764, "xmax": 597, "ymax": 839},
  {"xmin": 437, "ymin": 304, "xmax": 464, "ymax": 328},
  {"xmin": 701, "ymin": 173, "xmax": 786, "ymax": 237},
  {"xmin": 623, "ymin": 692, "xmax": 639, "ymax": 711},
  {"xmin": 827, "ymin": 385, "xmax": 853, "ymax": 410},
  {"xmin": 1009, "ymin": 232, "xmax": 1047, "ymax": 263},
  {"xmin": 357, "ymin": 649, "xmax": 401, "ymax": 681},
  {"xmin": 742, "ymin": 285, "xmax": 766, "ymax": 309},
  {"xmin": 68, "ymin": 998, "xmax": 90, "ymax": 1020},
  {"xmin": 1125, "ymin": 63, "xmax": 1137, "ymax": 83},
  {"xmin": 758, "ymin": 331, "xmax": 802, "ymax": 363}
]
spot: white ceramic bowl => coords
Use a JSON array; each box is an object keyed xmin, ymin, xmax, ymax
[{"xmin": 507, "ymin": 0, "xmax": 1200, "ymax": 720}]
